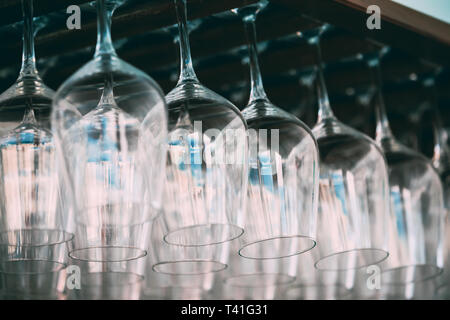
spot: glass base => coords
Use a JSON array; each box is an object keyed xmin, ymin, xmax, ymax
[
  {"xmin": 164, "ymin": 223, "xmax": 243, "ymax": 247},
  {"xmin": 153, "ymin": 260, "xmax": 226, "ymax": 275},
  {"xmin": 69, "ymin": 246, "xmax": 147, "ymax": 262},
  {"xmin": 239, "ymin": 236, "xmax": 316, "ymax": 260},
  {"xmin": 0, "ymin": 229, "xmax": 73, "ymax": 247},
  {"xmin": 381, "ymin": 264, "xmax": 442, "ymax": 284},
  {"xmin": 225, "ymin": 273, "xmax": 294, "ymax": 288},
  {"xmin": 285, "ymin": 284, "xmax": 351, "ymax": 300},
  {"xmin": 0, "ymin": 260, "xmax": 67, "ymax": 298}
]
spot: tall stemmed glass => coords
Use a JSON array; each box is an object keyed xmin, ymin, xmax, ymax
[
  {"xmin": 232, "ymin": 0, "xmax": 319, "ymax": 260},
  {"xmin": 307, "ymin": 26, "xmax": 391, "ymax": 270},
  {"xmin": 429, "ymin": 79, "xmax": 450, "ymax": 299},
  {"xmin": 284, "ymin": 246, "xmax": 355, "ymax": 300},
  {"xmin": 365, "ymin": 51, "xmax": 444, "ymax": 284},
  {"xmin": 161, "ymin": 0, "xmax": 248, "ymax": 249},
  {"xmin": 0, "ymin": 0, "xmax": 73, "ymax": 299},
  {"xmin": 52, "ymin": 0, "xmax": 168, "ymax": 263}
]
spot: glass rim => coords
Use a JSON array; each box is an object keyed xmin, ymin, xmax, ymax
[
  {"xmin": 152, "ymin": 259, "xmax": 227, "ymax": 275},
  {"xmin": 0, "ymin": 229, "xmax": 74, "ymax": 248},
  {"xmin": 238, "ymin": 235, "xmax": 316, "ymax": 260},
  {"xmin": 314, "ymin": 248, "xmax": 389, "ymax": 271},
  {"xmin": 380, "ymin": 264, "xmax": 443, "ymax": 285},
  {"xmin": 163, "ymin": 223, "xmax": 244, "ymax": 247},
  {"xmin": 68, "ymin": 246, "xmax": 147, "ymax": 262},
  {"xmin": 224, "ymin": 272, "xmax": 295, "ymax": 288}
]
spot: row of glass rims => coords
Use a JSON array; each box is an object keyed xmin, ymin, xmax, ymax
[{"xmin": 0, "ymin": 0, "xmax": 448, "ymax": 300}]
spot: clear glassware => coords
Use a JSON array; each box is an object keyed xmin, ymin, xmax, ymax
[
  {"xmin": 283, "ymin": 247, "xmax": 355, "ymax": 300},
  {"xmin": 352, "ymin": 267, "xmax": 438, "ymax": 300},
  {"xmin": 307, "ymin": 27, "xmax": 391, "ymax": 270},
  {"xmin": 144, "ymin": 286, "xmax": 205, "ymax": 300},
  {"xmin": 51, "ymin": 0, "xmax": 167, "ymax": 262},
  {"xmin": 67, "ymin": 250, "xmax": 146, "ymax": 300},
  {"xmin": 162, "ymin": 0, "xmax": 247, "ymax": 247},
  {"xmin": 366, "ymin": 52, "xmax": 445, "ymax": 283},
  {"xmin": 144, "ymin": 221, "xmax": 217, "ymax": 300},
  {"xmin": 232, "ymin": 1, "xmax": 319, "ymax": 260},
  {"xmin": 149, "ymin": 214, "xmax": 229, "ymax": 276},
  {"xmin": 219, "ymin": 281, "xmax": 283, "ymax": 300},
  {"xmin": 430, "ymin": 81, "xmax": 450, "ymax": 299},
  {"xmin": 0, "ymin": 1, "xmax": 63, "ymax": 233},
  {"xmin": 0, "ymin": 229, "xmax": 73, "ymax": 300},
  {"xmin": 221, "ymin": 239, "xmax": 297, "ymax": 300},
  {"xmin": 0, "ymin": 1, "xmax": 73, "ymax": 298},
  {"xmin": 378, "ymin": 279, "xmax": 437, "ymax": 300}
]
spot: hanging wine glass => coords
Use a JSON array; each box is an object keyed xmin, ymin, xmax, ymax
[
  {"xmin": 305, "ymin": 26, "xmax": 391, "ymax": 270},
  {"xmin": 289, "ymin": 67, "xmax": 319, "ymax": 126},
  {"xmin": 365, "ymin": 51, "xmax": 444, "ymax": 284},
  {"xmin": 231, "ymin": 0, "xmax": 319, "ymax": 260},
  {"xmin": 144, "ymin": 214, "xmax": 219, "ymax": 299},
  {"xmin": 429, "ymin": 77, "xmax": 450, "ymax": 299},
  {"xmin": 161, "ymin": 0, "xmax": 248, "ymax": 248},
  {"xmin": 0, "ymin": 0, "xmax": 73, "ymax": 299},
  {"xmin": 52, "ymin": 0, "xmax": 167, "ymax": 262}
]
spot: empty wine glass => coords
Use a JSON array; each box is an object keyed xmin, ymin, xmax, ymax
[
  {"xmin": 0, "ymin": 229, "xmax": 73, "ymax": 300},
  {"xmin": 231, "ymin": 0, "xmax": 319, "ymax": 260},
  {"xmin": 0, "ymin": 1, "xmax": 62, "ymax": 231},
  {"xmin": 0, "ymin": 1, "xmax": 74, "ymax": 299},
  {"xmin": 149, "ymin": 214, "xmax": 229, "ymax": 276},
  {"xmin": 162, "ymin": 0, "xmax": 248, "ymax": 247},
  {"xmin": 221, "ymin": 239, "xmax": 297, "ymax": 300},
  {"xmin": 144, "ymin": 215, "xmax": 218, "ymax": 300},
  {"xmin": 366, "ymin": 51, "xmax": 445, "ymax": 284},
  {"xmin": 52, "ymin": 0, "xmax": 167, "ymax": 262},
  {"xmin": 306, "ymin": 26, "xmax": 391, "ymax": 270},
  {"xmin": 67, "ymin": 250, "xmax": 146, "ymax": 300},
  {"xmin": 284, "ymin": 247, "xmax": 355, "ymax": 300}
]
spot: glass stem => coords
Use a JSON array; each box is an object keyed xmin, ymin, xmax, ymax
[
  {"xmin": 19, "ymin": 0, "xmax": 39, "ymax": 79},
  {"xmin": 311, "ymin": 37, "xmax": 334, "ymax": 122},
  {"xmin": 94, "ymin": 0, "xmax": 117, "ymax": 57},
  {"xmin": 368, "ymin": 58, "xmax": 394, "ymax": 142},
  {"xmin": 242, "ymin": 14, "xmax": 268, "ymax": 105},
  {"xmin": 175, "ymin": 0, "xmax": 198, "ymax": 84}
]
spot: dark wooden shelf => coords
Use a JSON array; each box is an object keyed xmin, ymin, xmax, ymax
[{"xmin": 0, "ymin": 0, "xmax": 449, "ymax": 157}]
